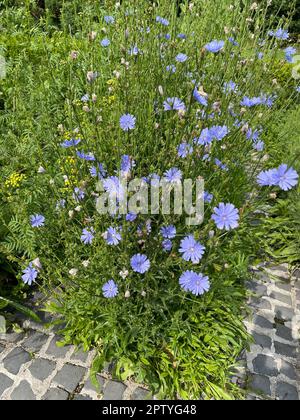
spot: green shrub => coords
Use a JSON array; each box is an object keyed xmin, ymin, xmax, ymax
[{"xmin": 1, "ymin": 0, "xmax": 299, "ymax": 399}]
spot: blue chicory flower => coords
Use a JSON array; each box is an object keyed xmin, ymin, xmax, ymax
[
  {"xmin": 81, "ymin": 228, "xmax": 95, "ymax": 245},
  {"xmin": 193, "ymin": 88, "xmax": 208, "ymax": 106},
  {"xmin": 102, "ymin": 280, "xmax": 118, "ymax": 298},
  {"xmin": 212, "ymin": 203, "xmax": 239, "ymax": 230},
  {"xmin": 160, "ymin": 225, "xmax": 176, "ymax": 239},
  {"xmin": 105, "ymin": 227, "xmax": 122, "ymax": 246},
  {"xmin": 61, "ymin": 138, "xmax": 81, "ymax": 148},
  {"xmin": 177, "ymin": 142, "xmax": 193, "ymax": 158},
  {"xmin": 30, "ymin": 214, "xmax": 45, "ymax": 228},
  {"xmin": 130, "ymin": 254, "xmax": 150, "ymax": 274},
  {"xmin": 175, "ymin": 53, "xmax": 188, "ymax": 63},
  {"xmin": 205, "ymin": 40, "xmax": 225, "ymax": 53},
  {"xmin": 179, "ymin": 235, "xmax": 205, "ymax": 264},
  {"xmin": 22, "ymin": 263, "xmax": 38, "ymax": 286},
  {"xmin": 120, "ymin": 114, "xmax": 136, "ymax": 131},
  {"xmin": 163, "ymin": 97, "xmax": 186, "ymax": 111},
  {"xmin": 163, "ymin": 167, "xmax": 182, "ymax": 184},
  {"xmin": 179, "ymin": 270, "xmax": 210, "ymax": 295}
]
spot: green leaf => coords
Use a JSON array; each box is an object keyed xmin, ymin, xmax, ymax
[{"xmin": 0, "ymin": 296, "xmax": 41, "ymax": 322}]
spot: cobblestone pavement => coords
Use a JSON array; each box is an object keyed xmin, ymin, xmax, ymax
[
  {"xmin": 0, "ymin": 264, "xmax": 299, "ymax": 400},
  {"xmin": 242, "ymin": 264, "xmax": 300, "ymax": 400}
]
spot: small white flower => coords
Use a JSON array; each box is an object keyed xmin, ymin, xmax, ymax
[
  {"xmin": 119, "ymin": 269, "xmax": 129, "ymax": 279},
  {"xmin": 250, "ymin": 2, "xmax": 258, "ymax": 10},
  {"xmin": 69, "ymin": 210, "xmax": 74, "ymax": 219},
  {"xmin": 125, "ymin": 290, "xmax": 130, "ymax": 298},
  {"xmin": 209, "ymin": 230, "xmax": 215, "ymax": 239},
  {"xmin": 82, "ymin": 260, "xmax": 90, "ymax": 268},
  {"xmin": 141, "ymin": 290, "xmax": 146, "ymax": 297},
  {"xmin": 75, "ymin": 206, "xmax": 82, "ymax": 212},
  {"xmin": 69, "ymin": 268, "xmax": 78, "ymax": 277},
  {"xmin": 32, "ymin": 258, "xmax": 42, "ymax": 271},
  {"xmin": 38, "ymin": 166, "xmax": 46, "ymax": 174}
]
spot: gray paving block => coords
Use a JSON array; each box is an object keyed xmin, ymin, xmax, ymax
[
  {"xmin": 73, "ymin": 394, "xmax": 93, "ymax": 400},
  {"xmin": 281, "ymin": 360, "xmax": 297, "ymax": 380},
  {"xmin": 82, "ymin": 375, "xmax": 105, "ymax": 394},
  {"xmin": 131, "ymin": 387, "xmax": 152, "ymax": 400},
  {"xmin": 250, "ymin": 297, "xmax": 272, "ymax": 310},
  {"xmin": 246, "ymin": 281, "xmax": 267, "ymax": 296},
  {"xmin": 3, "ymin": 347, "xmax": 31, "ymax": 375},
  {"xmin": 274, "ymin": 341, "xmax": 297, "ymax": 358},
  {"xmin": 276, "ymin": 382, "xmax": 299, "ymax": 401},
  {"xmin": 11, "ymin": 380, "xmax": 36, "ymax": 400},
  {"xmin": 52, "ymin": 363, "xmax": 86, "ymax": 393},
  {"xmin": 43, "ymin": 387, "xmax": 69, "ymax": 400},
  {"xmin": 71, "ymin": 348, "xmax": 90, "ymax": 363},
  {"xmin": 249, "ymin": 374, "xmax": 271, "ymax": 396},
  {"xmin": 252, "ymin": 332, "xmax": 272, "ymax": 349},
  {"xmin": 276, "ymin": 283, "xmax": 292, "ymax": 293},
  {"xmin": 0, "ymin": 332, "xmax": 25, "ymax": 343},
  {"xmin": 275, "ymin": 306, "xmax": 294, "ymax": 322},
  {"xmin": 28, "ymin": 358, "xmax": 56, "ymax": 381},
  {"xmin": 22, "ymin": 331, "xmax": 49, "ymax": 353},
  {"xmin": 276, "ymin": 324, "xmax": 293, "ymax": 342},
  {"xmin": 266, "ymin": 265, "xmax": 290, "ymax": 280},
  {"xmin": 103, "ymin": 380, "xmax": 126, "ymax": 400},
  {"xmin": 254, "ymin": 315, "xmax": 274, "ymax": 330},
  {"xmin": 253, "ymin": 354, "xmax": 278, "ymax": 377},
  {"xmin": 46, "ymin": 336, "xmax": 72, "ymax": 358},
  {"xmin": 270, "ymin": 291, "xmax": 292, "ymax": 306},
  {"xmin": 0, "ymin": 373, "xmax": 14, "ymax": 396}
]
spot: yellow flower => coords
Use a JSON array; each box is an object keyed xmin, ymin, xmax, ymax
[{"xmin": 4, "ymin": 173, "xmax": 26, "ymax": 190}]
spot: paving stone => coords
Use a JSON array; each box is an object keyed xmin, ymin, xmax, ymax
[
  {"xmin": 0, "ymin": 332, "xmax": 25, "ymax": 343},
  {"xmin": 22, "ymin": 331, "xmax": 49, "ymax": 353},
  {"xmin": 254, "ymin": 315, "xmax": 274, "ymax": 330},
  {"xmin": 249, "ymin": 374, "xmax": 271, "ymax": 396},
  {"xmin": 73, "ymin": 394, "xmax": 93, "ymax": 400},
  {"xmin": 275, "ymin": 306, "xmax": 294, "ymax": 322},
  {"xmin": 253, "ymin": 354, "xmax": 278, "ymax": 377},
  {"xmin": 250, "ymin": 297, "xmax": 272, "ymax": 310},
  {"xmin": 276, "ymin": 324, "xmax": 293, "ymax": 342},
  {"xmin": 52, "ymin": 363, "xmax": 86, "ymax": 393},
  {"xmin": 274, "ymin": 341, "xmax": 297, "ymax": 358},
  {"xmin": 276, "ymin": 283, "xmax": 292, "ymax": 293},
  {"xmin": 131, "ymin": 387, "xmax": 152, "ymax": 400},
  {"xmin": 82, "ymin": 375, "xmax": 105, "ymax": 394},
  {"xmin": 247, "ymin": 281, "xmax": 267, "ymax": 296},
  {"xmin": 281, "ymin": 360, "xmax": 297, "ymax": 380},
  {"xmin": 71, "ymin": 348, "xmax": 90, "ymax": 363},
  {"xmin": 266, "ymin": 265, "xmax": 289, "ymax": 279},
  {"xmin": 270, "ymin": 291, "xmax": 292, "ymax": 306},
  {"xmin": 0, "ymin": 343, "xmax": 5, "ymax": 354},
  {"xmin": 252, "ymin": 332, "xmax": 272, "ymax": 349},
  {"xmin": 3, "ymin": 347, "xmax": 31, "ymax": 375},
  {"xmin": 46, "ymin": 336, "xmax": 72, "ymax": 358},
  {"xmin": 28, "ymin": 358, "xmax": 56, "ymax": 381},
  {"xmin": 11, "ymin": 380, "xmax": 36, "ymax": 400},
  {"xmin": 0, "ymin": 373, "xmax": 14, "ymax": 396},
  {"xmin": 43, "ymin": 387, "xmax": 69, "ymax": 400},
  {"xmin": 276, "ymin": 382, "xmax": 299, "ymax": 401},
  {"xmin": 103, "ymin": 380, "xmax": 126, "ymax": 400}
]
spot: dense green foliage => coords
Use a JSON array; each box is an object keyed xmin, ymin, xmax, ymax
[{"xmin": 0, "ymin": 0, "xmax": 299, "ymax": 400}]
